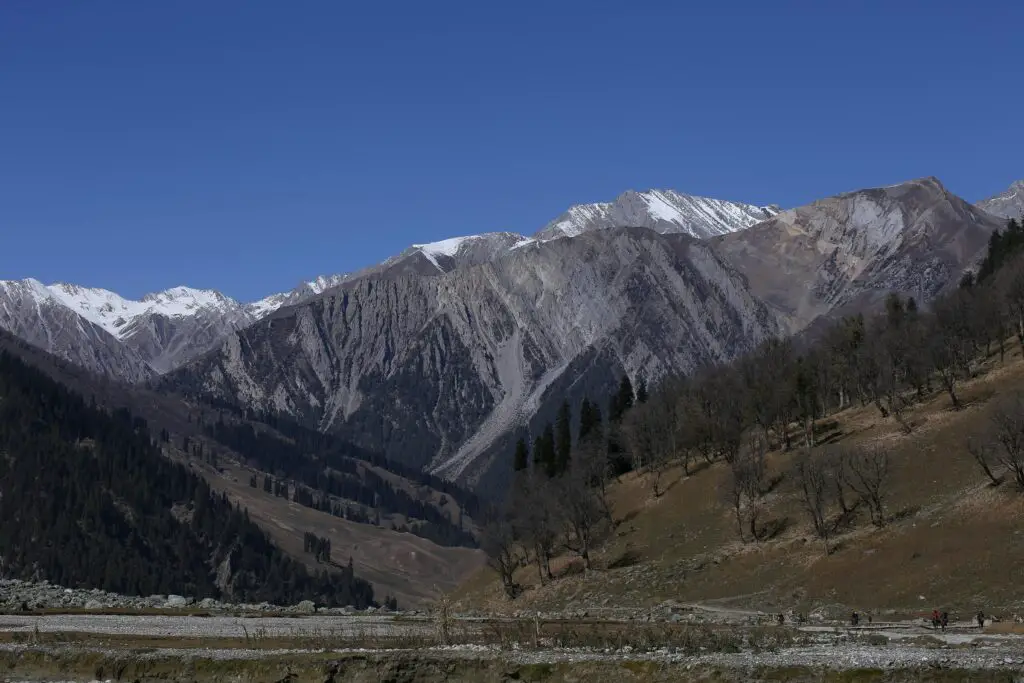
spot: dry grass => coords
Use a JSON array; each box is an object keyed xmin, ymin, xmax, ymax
[
  {"xmin": 457, "ymin": 345, "xmax": 1024, "ymax": 618},
  {"xmin": 211, "ymin": 458, "xmax": 485, "ymax": 608}
]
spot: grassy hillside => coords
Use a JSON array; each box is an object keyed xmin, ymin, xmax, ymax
[{"xmin": 456, "ymin": 342, "xmax": 1024, "ymax": 619}]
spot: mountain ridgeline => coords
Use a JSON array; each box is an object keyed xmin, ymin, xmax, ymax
[
  {"xmin": 0, "ymin": 349, "xmax": 375, "ymax": 608},
  {"xmin": 158, "ymin": 177, "xmax": 1007, "ymax": 488},
  {"xmin": 0, "ymin": 177, "xmax": 1018, "ymax": 494},
  {"xmin": 159, "ymin": 228, "xmax": 781, "ymax": 488}
]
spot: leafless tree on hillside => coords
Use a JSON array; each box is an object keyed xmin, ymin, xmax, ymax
[
  {"xmin": 928, "ymin": 291, "xmax": 976, "ymax": 409},
  {"xmin": 555, "ymin": 466, "xmax": 604, "ymax": 570},
  {"xmin": 843, "ymin": 445, "xmax": 890, "ymax": 528},
  {"xmin": 575, "ymin": 434, "xmax": 613, "ymax": 523},
  {"xmin": 795, "ymin": 452, "xmax": 831, "ymax": 554},
  {"xmin": 997, "ymin": 255, "xmax": 1024, "ymax": 354},
  {"xmin": 970, "ymin": 392, "xmax": 1024, "ymax": 490},
  {"xmin": 869, "ymin": 324, "xmax": 913, "ymax": 434},
  {"xmin": 722, "ymin": 435, "xmax": 769, "ymax": 542},
  {"xmin": 512, "ymin": 477, "xmax": 561, "ymax": 584},
  {"xmin": 481, "ymin": 513, "xmax": 520, "ymax": 599},
  {"xmin": 623, "ymin": 388, "xmax": 682, "ymax": 497},
  {"xmin": 967, "ymin": 436, "xmax": 1003, "ymax": 487}
]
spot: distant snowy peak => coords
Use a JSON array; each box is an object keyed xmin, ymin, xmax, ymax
[
  {"xmin": 393, "ymin": 232, "xmax": 531, "ymax": 273},
  {"xmin": 977, "ymin": 180, "xmax": 1024, "ymax": 220},
  {"xmin": 40, "ymin": 283, "xmax": 246, "ymax": 340},
  {"xmin": 246, "ymin": 273, "xmax": 351, "ymax": 318},
  {"xmin": 536, "ymin": 189, "xmax": 780, "ymax": 241}
]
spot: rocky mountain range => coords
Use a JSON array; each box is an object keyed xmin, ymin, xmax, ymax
[
  {"xmin": 0, "ymin": 188, "xmax": 772, "ymax": 383},
  {"xmin": 0, "ymin": 275, "xmax": 347, "ymax": 378},
  {"xmin": 1, "ymin": 178, "xmax": 1020, "ymax": 487}
]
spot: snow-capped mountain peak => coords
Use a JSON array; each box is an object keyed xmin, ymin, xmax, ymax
[
  {"xmin": 536, "ymin": 188, "xmax": 780, "ymax": 241},
  {"xmin": 42, "ymin": 283, "xmax": 244, "ymax": 340}
]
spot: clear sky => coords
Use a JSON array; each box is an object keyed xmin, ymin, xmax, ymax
[{"xmin": 1, "ymin": 1, "xmax": 1021, "ymax": 302}]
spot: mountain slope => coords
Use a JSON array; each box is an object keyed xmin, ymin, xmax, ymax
[
  {"xmin": 711, "ymin": 177, "xmax": 1002, "ymax": 332},
  {"xmin": 977, "ymin": 179, "xmax": 1024, "ymax": 219},
  {"xmin": 160, "ymin": 228, "xmax": 781, "ymax": 483},
  {"xmin": 0, "ymin": 346, "xmax": 375, "ymax": 607},
  {"xmin": 535, "ymin": 189, "xmax": 780, "ymax": 241}
]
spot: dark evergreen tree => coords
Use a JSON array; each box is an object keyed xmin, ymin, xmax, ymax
[
  {"xmin": 540, "ymin": 423, "xmax": 557, "ymax": 477},
  {"xmin": 609, "ymin": 375, "xmax": 634, "ymax": 422},
  {"xmin": 554, "ymin": 401, "xmax": 572, "ymax": 475},
  {"xmin": 578, "ymin": 398, "xmax": 602, "ymax": 443},
  {"xmin": 513, "ymin": 437, "xmax": 529, "ymax": 472}
]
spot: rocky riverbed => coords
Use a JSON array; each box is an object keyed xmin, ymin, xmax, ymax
[{"xmin": 0, "ymin": 579, "xmax": 397, "ymax": 616}]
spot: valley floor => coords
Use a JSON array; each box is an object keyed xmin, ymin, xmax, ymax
[{"xmin": 0, "ymin": 612, "xmax": 1023, "ymax": 681}]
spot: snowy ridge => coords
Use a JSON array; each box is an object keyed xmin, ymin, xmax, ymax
[
  {"xmin": 42, "ymin": 283, "xmax": 244, "ymax": 340},
  {"xmin": 977, "ymin": 180, "xmax": 1024, "ymax": 220},
  {"xmin": 537, "ymin": 189, "xmax": 780, "ymax": 241}
]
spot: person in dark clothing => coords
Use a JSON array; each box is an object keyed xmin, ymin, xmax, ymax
[
  {"xmin": 941, "ymin": 611, "xmax": 949, "ymax": 631},
  {"xmin": 977, "ymin": 611, "xmax": 985, "ymax": 629},
  {"xmin": 932, "ymin": 610, "xmax": 941, "ymax": 629},
  {"xmin": 851, "ymin": 611, "xmax": 859, "ymax": 626}
]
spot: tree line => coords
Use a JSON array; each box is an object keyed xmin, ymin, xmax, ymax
[
  {"xmin": 209, "ymin": 418, "xmax": 478, "ymax": 548},
  {"xmin": 0, "ymin": 350, "xmax": 375, "ymax": 608},
  {"xmin": 483, "ymin": 216, "xmax": 1024, "ymax": 591}
]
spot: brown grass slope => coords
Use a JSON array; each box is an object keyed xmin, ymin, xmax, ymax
[{"xmin": 456, "ymin": 343, "xmax": 1024, "ymax": 619}]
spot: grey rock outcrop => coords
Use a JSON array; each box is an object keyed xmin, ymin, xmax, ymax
[
  {"xmin": 711, "ymin": 177, "xmax": 1002, "ymax": 332},
  {"xmin": 977, "ymin": 179, "xmax": 1024, "ymax": 220}
]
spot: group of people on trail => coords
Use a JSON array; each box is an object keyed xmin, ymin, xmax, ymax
[
  {"xmin": 931, "ymin": 610, "xmax": 950, "ymax": 631},
  {"xmin": 849, "ymin": 611, "xmax": 872, "ymax": 626}
]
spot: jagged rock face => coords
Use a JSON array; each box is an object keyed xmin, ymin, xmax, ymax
[
  {"xmin": 161, "ymin": 229, "xmax": 780, "ymax": 481},
  {"xmin": 0, "ymin": 280, "xmax": 155, "ymax": 383},
  {"xmin": 711, "ymin": 177, "xmax": 1003, "ymax": 332},
  {"xmin": 977, "ymin": 180, "xmax": 1024, "ymax": 220},
  {"xmin": 536, "ymin": 189, "xmax": 780, "ymax": 241}
]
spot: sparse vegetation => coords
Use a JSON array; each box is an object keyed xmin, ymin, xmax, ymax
[{"xmin": 474, "ymin": 216, "xmax": 1024, "ymax": 613}]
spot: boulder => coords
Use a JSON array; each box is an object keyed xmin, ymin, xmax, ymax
[
  {"xmin": 166, "ymin": 595, "xmax": 189, "ymax": 608},
  {"xmin": 295, "ymin": 600, "xmax": 316, "ymax": 614}
]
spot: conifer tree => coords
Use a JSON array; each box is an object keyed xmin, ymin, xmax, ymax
[
  {"xmin": 554, "ymin": 401, "xmax": 572, "ymax": 475},
  {"xmin": 513, "ymin": 437, "xmax": 529, "ymax": 472}
]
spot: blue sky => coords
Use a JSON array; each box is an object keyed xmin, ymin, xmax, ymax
[{"xmin": 1, "ymin": 1, "xmax": 1021, "ymax": 302}]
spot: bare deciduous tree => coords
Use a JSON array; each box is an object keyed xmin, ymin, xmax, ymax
[
  {"xmin": 844, "ymin": 445, "xmax": 890, "ymax": 528},
  {"xmin": 928, "ymin": 292, "xmax": 975, "ymax": 409},
  {"xmin": 575, "ymin": 434, "xmax": 613, "ymax": 523},
  {"xmin": 795, "ymin": 452, "xmax": 831, "ymax": 554},
  {"xmin": 970, "ymin": 392, "xmax": 1024, "ymax": 490},
  {"xmin": 513, "ymin": 477, "xmax": 561, "ymax": 584},
  {"xmin": 481, "ymin": 513, "xmax": 520, "ymax": 599},
  {"xmin": 967, "ymin": 436, "xmax": 1003, "ymax": 486},
  {"xmin": 556, "ymin": 467, "xmax": 604, "ymax": 570},
  {"xmin": 997, "ymin": 255, "xmax": 1024, "ymax": 354},
  {"xmin": 722, "ymin": 436, "xmax": 768, "ymax": 542}
]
